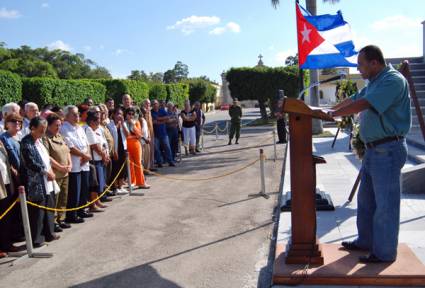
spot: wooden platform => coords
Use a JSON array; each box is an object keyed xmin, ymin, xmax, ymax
[{"xmin": 273, "ymin": 243, "xmax": 425, "ymax": 286}]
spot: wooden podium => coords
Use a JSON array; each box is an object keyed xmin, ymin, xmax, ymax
[
  {"xmin": 282, "ymin": 97, "xmax": 333, "ymax": 265},
  {"xmin": 273, "ymin": 97, "xmax": 425, "ymax": 286}
]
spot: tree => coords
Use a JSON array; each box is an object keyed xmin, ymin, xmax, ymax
[
  {"xmin": 285, "ymin": 54, "xmax": 299, "ymax": 66},
  {"xmin": 163, "ymin": 69, "xmax": 177, "ymax": 83},
  {"xmin": 0, "ymin": 43, "xmax": 111, "ymax": 79},
  {"xmin": 226, "ymin": 67, "xmax": 300, "ymax": 120},
  {"xmin": 173, "ymin": 61, "xmax": 189, "ymax": 81},
  {"xmin": 163, "ymin": 61, "xmax": 189, "ymax": 83},
  {"xmin": 149, "ymin": 72, "xmax": 164, "ymax": 83}
]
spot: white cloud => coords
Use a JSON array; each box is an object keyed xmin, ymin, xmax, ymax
[
  {"xmin": 114, "ymin": 49, "xmax": 131, "ymax": 56},
  {"xmin": 83, "ymin": 45, "xmax": 92, "ymax": 52},
  {"xmin": 209, "ymin": 22, "xmax": 241, "ymax": 35},
  {"xmin": 275, "ymin": 49, "xmax": 296, "ymax": 64},
  {"xmin": 47, "ymin": 40, "xmax": 72, "ymax": 51},
  {"xmin": 167, "ymin": 15, "xmax": 220, "ymax": 35},
  {"xmin": 209, "ymin": 27, "xmax": 226, "ymax": 35},
  {"xmin": 371, "ymin": 15, "xmax": 422, "ymax": 31},
  {"xmin": 226, "ymin": 22, "xmax": 240, "ymax": 33},
  {"xmin": 0, "ymin": 8, "xmax": 21, "ymax": 19},
  {"xmin": 41, "ymin": 3, "xmax": 49, "ymax": 8}
]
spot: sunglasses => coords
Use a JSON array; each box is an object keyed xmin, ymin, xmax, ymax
[{"xmin": 8, "ymin": 120, "xmax": 22, "ymax": 124}]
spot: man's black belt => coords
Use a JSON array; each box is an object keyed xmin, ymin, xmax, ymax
[{"xmin": 366, "ymin": 136, "xmax": 404, "ymax": 149}]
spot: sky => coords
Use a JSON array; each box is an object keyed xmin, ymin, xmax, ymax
[{"xmin": 0, "ymin": 0, "xmax": 424, "ymax": 82}]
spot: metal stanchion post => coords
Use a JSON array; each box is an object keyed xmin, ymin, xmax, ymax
[
  {"xmin": 126, "ymin": 152, "xmax": 133, "ymax": 196},
  {"xmin": 226, "ymin": 121, "xmax": 229, "ymax": 136},
  {"xmin": 273, "ymin": 129, "xmax": 277, "ymax": 162},
  {"xmin": 260, "ymin": 149, "xmax": 266, "ymax": 195},
  {"xmin": 201, "ymin": 128, "xmax": 204, "ymax": 151},
  {"xmin": 215, "ymin": 123, "xmax": 218, "ymax": 140},
  {"xmin": 18, "ymin": 186, "xmax": 52, "ymax": 258}
]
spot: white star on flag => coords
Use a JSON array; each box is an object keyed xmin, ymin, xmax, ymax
[{"xmin": 301, "ymin": 24, "xmax": 311, "ymax": 43}]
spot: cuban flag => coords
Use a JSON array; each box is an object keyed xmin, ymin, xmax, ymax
[{"xmin": 296, "ymin": 3, "xmax": 358, "ymax": 69}]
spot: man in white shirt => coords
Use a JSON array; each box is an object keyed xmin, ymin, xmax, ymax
[
  {"xmin": 22, "ymin": 102, "xmax": 40, "ymax": 137},
  {"xmin": 60, "ymin": 105, "xmax": 92, "ymax": 223}
]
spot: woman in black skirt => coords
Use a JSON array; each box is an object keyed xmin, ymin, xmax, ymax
[{"xmin": 107, "ymin": 107, "xmax": 129, "ymax": 194}]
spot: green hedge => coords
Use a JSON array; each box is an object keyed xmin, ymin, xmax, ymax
[
  {"xmin": 148, "ymin": 84, "xmax": 167, "ymax": 101},
  {"xmin": 0, "ymin": 70, "xmax": 22, "ymax": 106},
  {"xmin": 22, "ymin": 78, "xmax": 106, "ymax": 107},
  {"xmin": 99, "ymin": 79, "xmax": 149, "ymax": 105},
  {"xmin": 166, "ymin": 83, "xmax": 189, "ymax": 108},
  {"xmin": 186, "ymin": 79, "xmax": 216, "ymax": 104}
]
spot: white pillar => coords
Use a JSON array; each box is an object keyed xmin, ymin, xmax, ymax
[{"xmin": 422, "ymin": 21, "xmax": 425, "ymax": 61}]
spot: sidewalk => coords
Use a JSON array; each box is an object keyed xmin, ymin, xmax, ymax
[{"xmin": 273, "ymin": 128, "xmax": 425, "ymax": 288}]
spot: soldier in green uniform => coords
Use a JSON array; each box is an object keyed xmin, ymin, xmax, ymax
[{"xmin": 228, "ymin": 98, "xmax": 242, "ymax": 145}]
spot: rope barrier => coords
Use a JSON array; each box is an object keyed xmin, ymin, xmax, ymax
[
  {"xmin": 130, "ymin": 158, "xmax": 260, "ymax": 181},
  {"xmin": 26, "ymin": 160, "xmax": 127, "ymax": 212},
  {"xmin": 0, "ymin": 198, "xmax": 18, "ymax": 221},
  {"xmin": 202, "ymin": 126, "xmax": 217, "ymax": 134}
]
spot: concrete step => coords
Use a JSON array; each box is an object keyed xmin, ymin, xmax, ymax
[
  {"xmin": 410, "ymin": 69, "xmax": 425, "ymax": 76},
  {"xmin": 411, "ymin": 98, "xmax": 425, "ymax": 106},
  {"xmin": 406, "ymin": 133, "xmax": 425, "ymax": 164},
  {"xmin": 409, "ymin": 62, "xmax": 425, "ymax": 70}
]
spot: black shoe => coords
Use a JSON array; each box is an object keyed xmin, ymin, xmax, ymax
[
  {"xmin": 235, "ymin": 141, "xmax": 239, "ymax": 144},
  {"xmin": 195, "ymin": 148, "xmax": 201, "ymax": 153},
  {"xmin": 33, "ymin": 242, "xmax": 46, "ymax": 248},
  {"xmin": 169, "ymin": 162, "xmax": 176, "ymax": 167},
  {"xmin": 341, "ymin": 241, "xmax": 365, "ymax": 251},
  {"xmin": 100, "ymin": 197, "xmax": 112, "ymax": 203},
  {"xmin": 45, "ymin": 234, "xmax": 60, "ymax": 242},
  {"xmin": 66, "ymin": 217, "xmax": 85, "ymax": 224},
  {"xmin": 78, "ymin": 211, "xmax": 94, "ymax": 218},
  {"xmin": 58, "ymin": 221, "xmax": 71, "ymax": 229},
  {"xmin": 228, "ymin": 141, "xmax": 232, "ymax": 145},
  {"xmin": 150, "ymin": 168, "xmax": 158, "ymax": 172},
  {"xmin": 359, "ymin": 253, "xmax": 392, "ymax": 263},
  {"xmin": 157, "ymin": 163, "xmax": 163, "ymax": 168},
  {"xmin": 54, "ymin": 224, "xmax": 63, "ymax": 233}
]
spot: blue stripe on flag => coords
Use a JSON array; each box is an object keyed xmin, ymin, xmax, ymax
[
  {"xmin": 335, "ymin": 41, "xmax": 357, "ymax": 57},
  {"xmin": 305, "ymin": 11, "xmax": 346, "ymax": 31},
  {"xmin": 301, "ymin": 53, "xmax": 357, "ymax": 69}
]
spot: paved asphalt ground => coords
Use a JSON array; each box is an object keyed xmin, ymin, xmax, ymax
[{"xmin": 0, "ymin": 109, "xmax": 285, "ymax": 288}]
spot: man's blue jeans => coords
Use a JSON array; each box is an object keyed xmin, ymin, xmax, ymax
[
  {"xmin": 167, "ymin": 128, "xmax": 179, "ymax": 161},
  {"xmin": 354, "ymin": 139, "xmax": 407, "ymax": 261},
  {"xmin": 154, "ymin": 135, "xmax": 174, "ymax": 164}
]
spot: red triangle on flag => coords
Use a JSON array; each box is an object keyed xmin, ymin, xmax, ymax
[{"xmin": 296, "ymin": 4, "xmax": 325, "ymax": 67}]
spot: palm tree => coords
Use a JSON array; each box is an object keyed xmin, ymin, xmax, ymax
[{"xmin": 271, "ymin": 0, "xmax": 339, "ymax": 133}]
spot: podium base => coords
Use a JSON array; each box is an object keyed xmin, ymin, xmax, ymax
[
  {"xmin": 281, "ymin": 189, "xmax": 335, "ymax": 211},
  {"xmin": 273, "ymin": 243, "xmax": 425, "ymax": 286}
]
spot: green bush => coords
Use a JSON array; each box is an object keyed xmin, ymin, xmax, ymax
[
  {"xmin": 148, "ymin": 84, "xmax": 167, "ymax": 101},
  {"xmin": 186, "ymin": 79, "xmax": 216, "ymax": 104},
  {"xmin": 22, "ymin": 78, "xmax": 106, "ymax": 107},
  {"xmin": 100, "ymin": 79, "xmax": 149, "ymax": 105},
  {"xmin": 225, "ymin": 66, "xmax": 299, "ymax": 119},
  {"xmin": 0, "ymin": 70, "xmax": 22, "ymax": 106},
  {"xmin": 166, "ymin": 83, "xmax": 189, "ymax": 108}
]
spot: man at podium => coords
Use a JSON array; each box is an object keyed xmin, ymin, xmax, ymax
[{"xmin": 328, "ymin": 45, "xmax": 411, "ymax": 263}]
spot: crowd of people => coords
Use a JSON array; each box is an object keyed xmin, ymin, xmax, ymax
[{"xmin": 0, "ymin": 95, "xmax": 207, "ymax": 258}]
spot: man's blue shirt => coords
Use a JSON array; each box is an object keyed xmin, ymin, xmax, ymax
[
  {"xmin": 151, "ymin": 108, "xmax": 168, "ymax": 138},
  {"xmin": 350, "ymin": 64, "xmax": 411, "ymax": 143}
]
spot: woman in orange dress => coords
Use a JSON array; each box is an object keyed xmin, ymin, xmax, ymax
[{"xmin": 124, "ymin": 108, "xmax": 150, "ymax": 189}]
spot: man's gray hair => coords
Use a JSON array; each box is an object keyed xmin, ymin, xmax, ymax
[
  {"xmin": 64, "ymin": 105, "xmax": 78, "ymax": 116},
  {"xmin": 2, "ymin": 102, "xmax": 20, "ymax": 116},
  {"xmin": 24, "ymin": 102, "xmax": 38, "ymax": 112}
]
